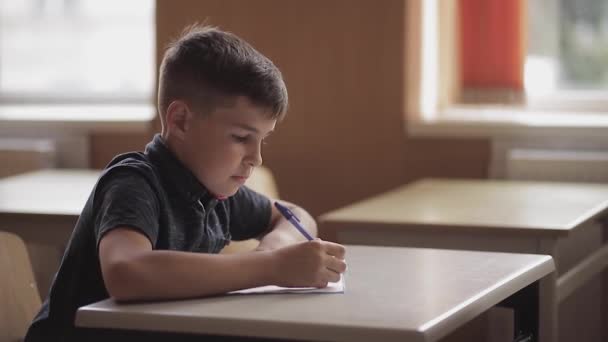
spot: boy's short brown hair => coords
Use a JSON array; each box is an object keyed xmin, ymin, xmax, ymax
[{"xmin": 158, "ymin": 24, "xmax": 288, "ymax": 127}]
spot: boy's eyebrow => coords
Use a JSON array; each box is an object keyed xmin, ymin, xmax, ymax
[{"xmin": 231, "ymin": 123, "xmax": 274, "ymax": 136}]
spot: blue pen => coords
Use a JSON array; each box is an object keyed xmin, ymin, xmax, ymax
[{"xmin": 274, "ymin": 202, "xmax": 314, "ymax": 241}]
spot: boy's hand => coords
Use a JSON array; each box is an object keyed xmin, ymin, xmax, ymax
[{"xmin": 270, "ymin": 239, "xmax": 346, "ymax": 288}]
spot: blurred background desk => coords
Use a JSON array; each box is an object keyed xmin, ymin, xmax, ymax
[
  {"xmin": 76, "ymin": 246, "xmax": 554, "ymax": 342},
  {"xmin": 320, "ymin": 178, "xmax": 608, "ymax": 342},
  {"xmin": 0, "ymin": 169, "xmax": 98, "ymax": 298}
]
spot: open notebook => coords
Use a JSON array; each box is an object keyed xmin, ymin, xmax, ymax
[{"xmin": 229, "ymin": 275, "xmax": 345, "ymax": 295}]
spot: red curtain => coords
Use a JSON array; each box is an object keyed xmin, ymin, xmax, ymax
[{"xmin": 459, "ymin": 0, "xmax": 525, "ymax": 89}]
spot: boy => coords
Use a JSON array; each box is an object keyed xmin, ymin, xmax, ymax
[{"xmin": 25, "ymin": 25, "xmax": 347, "ymax": 341}]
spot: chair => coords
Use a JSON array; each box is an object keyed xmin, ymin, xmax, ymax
[
  {"xmin": 220, "ymin": 166, "xmax": 280, "ymax": 254},
  {"xmin": 0, "ymin": 231, "xmax": 41, "ymax": 342}
]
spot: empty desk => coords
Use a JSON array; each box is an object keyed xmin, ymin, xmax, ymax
[
  {"xmin": 0, "ymin": 169, "xmax": 98, "ymax": 298},
  {"xmin": 319, "ymin": 178, "xmax": 608, "ymax": 342},
  {"xmin": 76, "ymin": 245, "xmax": 554, "ymax": 342}
]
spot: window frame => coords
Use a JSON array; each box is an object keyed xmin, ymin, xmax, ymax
[{"xmin": 405, "ymin": 0, "xmax": 608, "ymax": 140}]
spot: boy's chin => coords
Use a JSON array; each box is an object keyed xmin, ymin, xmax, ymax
[{"xmin": 214, "ymin": 186, "xmax": 240, "ymax": 199}]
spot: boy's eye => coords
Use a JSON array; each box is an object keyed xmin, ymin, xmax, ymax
[{"xmin": 231, "ymin": 134, "xmax": 249, "ymax": 143}]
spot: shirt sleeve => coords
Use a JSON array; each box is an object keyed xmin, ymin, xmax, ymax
[
  {"xmin": 92, "ymin": 166, "xmax": 160, "ymax": 250},
  {"xmin": 226, "ymin": 185, "xmax": 272, "ymax": 241}
]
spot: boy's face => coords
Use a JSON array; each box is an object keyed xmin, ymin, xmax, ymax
[{"xmin": 180, "ymin": 96, "xmax": 276, "ymax": 198}]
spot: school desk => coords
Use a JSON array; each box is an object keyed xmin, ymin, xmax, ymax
[
  {"xmin": 76, "ymin": 245, "xmax": 554, "ymax": 342},
  {"xmin": 0, "ymin": 169, "xmax": 98, "ymax": 298},
  {"xmin": 319, "ymin": 178, "xmax": 608, "ymax": 342}
]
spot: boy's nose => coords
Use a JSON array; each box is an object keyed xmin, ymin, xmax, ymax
[
  {"xmin": 250, "ymin": 153, "xmax": 262, "ymax": 167},
  {"xmin": 246, "ymin": 145, "xmax": 263, "ymax": 167}
]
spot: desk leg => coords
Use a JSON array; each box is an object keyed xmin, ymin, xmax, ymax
[
  {"xmin": 538, "ymin": 274, "xmax": 557, "ymax": 342},
  {"xmin": 538, "ymin": 239, "xmax": 558, "ymax": 342},
  {"xmin": 602, "ymin": 221, "xmax": 608, "ymax": 342},
  {"xmin": 498, "ymin": 281, "xmax": 539, "ymax": 341}
]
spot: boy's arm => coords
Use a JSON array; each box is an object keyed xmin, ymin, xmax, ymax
[
  {"xmin": 99, "ymin": 226, "xmax": 345, "ymax": 301},
  {"xmin": 255, "ymin": 200, "xmax": 318, "ymax": 251}
]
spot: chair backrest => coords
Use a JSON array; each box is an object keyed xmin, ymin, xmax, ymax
[
  {"xmin": 0, "ymin": 231, "xmax": 41, "ymax": 342},
  {"xmin": 244, "ymin": 166, "xmax": 280, "ymax": 199}
]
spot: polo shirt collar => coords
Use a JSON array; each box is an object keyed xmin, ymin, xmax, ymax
[{"xmin": 145, "ymin": 134, "xmax": 218, "ymax": 208}]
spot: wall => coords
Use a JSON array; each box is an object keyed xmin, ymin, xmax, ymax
[
  {"xmin": 90, "ymin": 131, "xmax": 153, "ymax": 168},
  {"xmin": 91, "ymin": 0, "xmax": 490, "ymax": 217}
]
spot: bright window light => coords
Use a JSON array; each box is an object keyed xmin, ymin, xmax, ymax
[
  {"xmin": 527, "ymin": 0, "xmax": 608, "ymax": 93},
  {"xmin": 0, "ymin": 0, "xmax": 155, "ymax": 104},
  {"xmin": 524, "ymin": 56, "xmax": 558, "ymax": 96},
  {"xmin": 420, "ymin": 0, "xmax": 438, "ymax": 118}
]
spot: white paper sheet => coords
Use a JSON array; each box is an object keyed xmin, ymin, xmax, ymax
[{"xmin": 229, "ymin": 275, "xmax": 345, "ymax": 295}]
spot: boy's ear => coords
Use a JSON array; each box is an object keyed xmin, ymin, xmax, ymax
[{"xmin": 165, "ymin": 101, "xmax": 192, "ymax": 140}]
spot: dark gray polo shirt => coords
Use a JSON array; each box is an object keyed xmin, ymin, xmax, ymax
[{"xmin": 25, "ymin": 134, "xmax": 272, "ymax": 342}]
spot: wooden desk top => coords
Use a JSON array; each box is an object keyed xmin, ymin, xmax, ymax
[
  {"xmin": 320, "ymin": 178, "xmax": 608, "ymax": 237},
  {"xmin": 76, "ymin": 245, "xmax": 554, "ymax": 342},
  {"xmin": 0, "ymin": 167, "xmax": 277, "ymax": 218},
  {"xmin": 0, "ymin": 169, "xmax": 98, "ymax": 217}
]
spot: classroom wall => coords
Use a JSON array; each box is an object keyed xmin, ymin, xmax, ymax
[{"xmin": 90, "ymin": 0, "xmax": 490, "ymax": 217}]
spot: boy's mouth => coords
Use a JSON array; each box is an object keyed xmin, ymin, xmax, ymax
[{"xmin": 231, "ymin": 176, "xmax": 248, "ymax": 183}]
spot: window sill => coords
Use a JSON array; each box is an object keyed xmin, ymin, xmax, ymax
[
  {"xmin": 407, "ymin": 105, "xmax": 608, "ymax": 140},
  {"xmin": 0, "ymin": 104, "xmax": 156, "ymax": 134}
]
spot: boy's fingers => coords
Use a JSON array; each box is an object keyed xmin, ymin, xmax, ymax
[
  {"xmin": 324, "ymin": 269, "xmax": 342, "ymax": 283},
  {"xmin": 325, "ymin": 256, "xmax": 347, "ymax": 274},
  {"xmin": 322, "ymin": 241, "xmax": 346, "ymax": 259}
]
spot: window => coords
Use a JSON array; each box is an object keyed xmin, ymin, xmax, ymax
[
  {"xmin": 456, "ymin": 0, "xmax": 608, "ymax": 107},
  {"xmin": 0, "ymin": 0, "xmax": 155, "ymax": 104},
  {"xmin": 526, "ymin": 0, "xmax": 608, "ymax": 95},
  {"xmin": 407, "ymin": 0, "xmax": 608, "ymax": 136}
]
